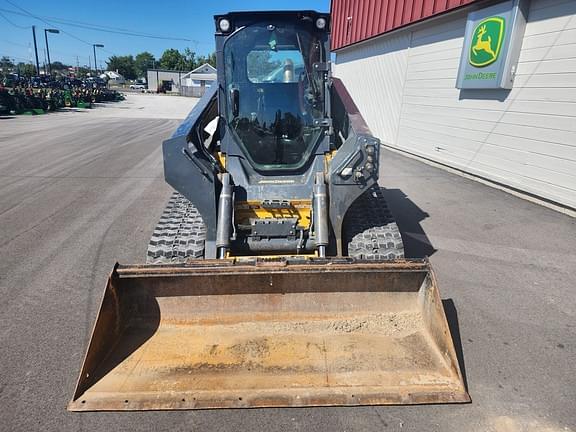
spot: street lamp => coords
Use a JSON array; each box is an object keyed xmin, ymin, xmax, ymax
[
  {"xmin": 92, "ymin": 44, "xmax": 104, "ymax": 75},
  {"xmin": 44, "ymin": 28, "xmax": 59, "ymax": 76}
]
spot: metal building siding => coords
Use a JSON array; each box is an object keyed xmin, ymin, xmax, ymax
[
  {"xmin": 333, "ymin": 0, "xmax": 576, "ymax": 209},
  {"xmin": 333, "ymin": 31, "xmax": 410, "ymax": 147},
  {"xmin": 331, "ymin": 0, "xmax": 478, "ymax": 50}
]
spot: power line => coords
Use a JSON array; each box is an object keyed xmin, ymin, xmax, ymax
[
  {"xmin": 55, "ymin": 17, "xmax": 189, "ymax": 38},
  {"xmin": 4, "ymin": 0, "xmax": 99, "ymax": 48},
  {"xmin": 1, "ymin": 39, "xmax": 91, "ymax": 64},
  {"xmin": 3, "ymin": 0, "xmax": 118, "ymax": 64},
  {"xmin": 1, "ymin": 1, "xmax": 213, "ymax": 68},
  {"xmin": 0, "ymin": 6, "xmax": 194, "ymax": 42},
  {"xmin": 0, "ymin": 39, "xmax": 30, "ymax": 49},
  {"xmin": 0, "ymin": 9, "xmax": 30, "ymax": 29},
  {"xmin": 0, "ymin": 53, "xmax": 32, "ymax": 62},
  {"xmin": 39, "ymin": 17, "xmax": 193, "ymax": 41}
]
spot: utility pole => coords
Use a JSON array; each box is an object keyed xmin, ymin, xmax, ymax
[{"xmin": 31, "ymin": 26, "xmax": 40, "ymax": 76}]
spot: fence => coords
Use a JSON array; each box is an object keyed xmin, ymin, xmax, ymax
[{"xmin": 180, "ymin": 86, "xmax": 209, "ymax": 98}]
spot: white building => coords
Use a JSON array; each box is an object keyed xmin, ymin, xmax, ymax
[
  {"xmin": 101, "ymin": 70, "xmax": 125, "ymax": 84},
  {"xmin": 147, "ymin": 69, "xmax": 189, "ymax": 93},
  {"xmin": 332, "ymin": 0, "xmax": 576, "ymax": 210}
]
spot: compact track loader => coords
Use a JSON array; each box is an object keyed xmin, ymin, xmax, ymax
[{"xmin": 69, "ymin": 11, "xmax": 469, "ymax": 411}]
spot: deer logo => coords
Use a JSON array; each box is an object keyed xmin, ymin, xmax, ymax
[
  {"xmin": 469, "ymin": 17, "xmax": 505, "ymax": 68},
  {"xmin": 472, "ymin": 25, "xmax": 495, "ymax": 59}
]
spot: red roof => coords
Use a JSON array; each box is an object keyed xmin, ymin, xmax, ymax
[{"xmin": 331, "ymin": 0, "xmax": 479, "ymax": 50}]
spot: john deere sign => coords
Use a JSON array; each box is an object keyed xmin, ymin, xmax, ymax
[
  {"xmin": 470, "ymin": 17, "xmax": 505, "ymax": 67},
  {"xmin": 456, "ymin": 0, "xmax": 528, "ymax": 90}
]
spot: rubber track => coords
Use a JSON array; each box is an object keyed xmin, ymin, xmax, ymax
[
  {"xmin": 344, "ymin": 186, "xmax": 405, "ymax": 260},
  {"xmin": 146, "ymin": 192, "xmax": 206, "ymax": 264},
  {"xmin": 148, "ymin": 188, "xmax": 402, "ymax": 263}
]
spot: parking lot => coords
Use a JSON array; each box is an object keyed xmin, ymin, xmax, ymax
[{"xmin": 0, "ymin": 93, "xmax": 574, "ymax": 431}]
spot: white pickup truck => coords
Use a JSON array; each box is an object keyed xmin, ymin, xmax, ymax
[{"xmin": 129, "ymin": 83, "xmax": 147, "ymax": 91}]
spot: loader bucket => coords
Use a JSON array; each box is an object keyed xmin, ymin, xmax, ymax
[{"xmin": 69, "ymin": 259, "xmax": 469, "ymax": 411}]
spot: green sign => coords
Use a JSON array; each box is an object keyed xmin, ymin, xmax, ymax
[
  {"xmin": 469, "ymin": 17, "xmax": 506, "ymax": 68},
  {"xmin": 456, "ymin": 0, "xmax": 528, "ymax": 89}
]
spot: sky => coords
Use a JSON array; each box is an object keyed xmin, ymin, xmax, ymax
[{"xmin": 0, "ymin": 0, "xmax": 329, "ymax": 69}]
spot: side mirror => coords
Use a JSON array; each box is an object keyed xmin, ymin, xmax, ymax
[{"xmin": 230, "ymin": 88, "xmax": 239, "ymax": 118}]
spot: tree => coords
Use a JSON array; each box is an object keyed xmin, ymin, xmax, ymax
[
  {"xmin": 207, "ymin": 52, "xmax": 216, "ymax": 68},
  {"xmin": 16, "ymin": 62, "xmax": 36, "ymax": 78},
  {"xmin": 134, "ymin": 51, "xmax": 155, "ymax": 78},
  {"xmin": 106, "ymin": 55, "xmax": 136, "ymax": 79},
  {"xmin": 159, "ymin": 48, "xmax": 184, "ymax": 70},
  {"xmin": 50, "ymin": 61, "xmax": 70, "ymax": 72},
  {"xmin": 0, "ymin": 56, "xmax": 14, "ymax": 77},
  {"xmin": 180, "ymin": 48, "xmax": 196, "ymax": 70},
  {"xmin": 157, "ymin": 48, "xmax": 217, "ymax": 71},
  {"xmin": 191, "ymin": 52, "xmax": 216, "ymax": 69},
  {"xmin": 247, "ymin": 51, "xmax": 280, "ymax": 79},
  {"xmin": 195, "ymin": 54, "xmax": 207, "ymax": 67}
]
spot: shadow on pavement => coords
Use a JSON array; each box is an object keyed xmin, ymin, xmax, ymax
[
  {"xmin": 443, "ymin": 299, "xmax": 469, "ymax": 393},
  {"xmin": 380, "ymin": 188, "xmax": 437, "ymax": 258},
  {"xmin": 72, "ymin": 285, "xmax": 161, "ymax": 403},
  {"xmin": 380, "ymin": 190, "xmax": 469, "ymax": 390}
]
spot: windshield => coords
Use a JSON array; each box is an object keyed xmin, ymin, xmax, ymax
[
  {"xmin": 224, "ymin": 22, "xmax": 324, "ymax": 171},
  {"xmin": 247, "ymin": 50, "xmax": 306, "ymax": 83}
]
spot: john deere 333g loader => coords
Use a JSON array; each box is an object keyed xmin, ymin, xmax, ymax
[{"xmin": 69, "ymin": 11, "xmax": 469, "ymax": 411}]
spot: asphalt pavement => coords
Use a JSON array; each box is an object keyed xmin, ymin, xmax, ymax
[{"xmin": 0, "ymin": 93, "xmax": 574, "ymax": 431}]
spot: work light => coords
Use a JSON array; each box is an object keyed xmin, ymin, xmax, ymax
[{"xmin": 219, "ymin": 18, "xmax": 231, "ymax": 32}]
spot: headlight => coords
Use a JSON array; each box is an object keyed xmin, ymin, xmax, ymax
[
  {"xmin": 219, "ymin": 19, "xmax": 231, "ymax": 32},
  {"xmin": 316, "ymin": 17, "xmax": 327, "ymax": 30}
]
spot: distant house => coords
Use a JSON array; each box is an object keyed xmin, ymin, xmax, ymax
[
  {"xmin": 180, "ymin": 63, "xmax": 217, "ymax": 97},
  {"xmin": 190, "ymin": 63, "xmax": 216, "ymax": 75},
  {"xmin": 101, "ymin": 70, "xmax": 125, "ymax": 84}
]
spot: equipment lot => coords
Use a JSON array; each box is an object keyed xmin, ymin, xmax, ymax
[{"xmin": 0, "ymin": 93, "xmax": 574, "ymax": 431}]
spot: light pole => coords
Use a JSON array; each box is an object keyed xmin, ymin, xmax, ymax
[
  {"xmin": 44, "ymin": 28, "xmax": 59, "ymax": 76},
  {"xmin": 93, "ymin": 44, "xmax": 104, "ymax": 74}
]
